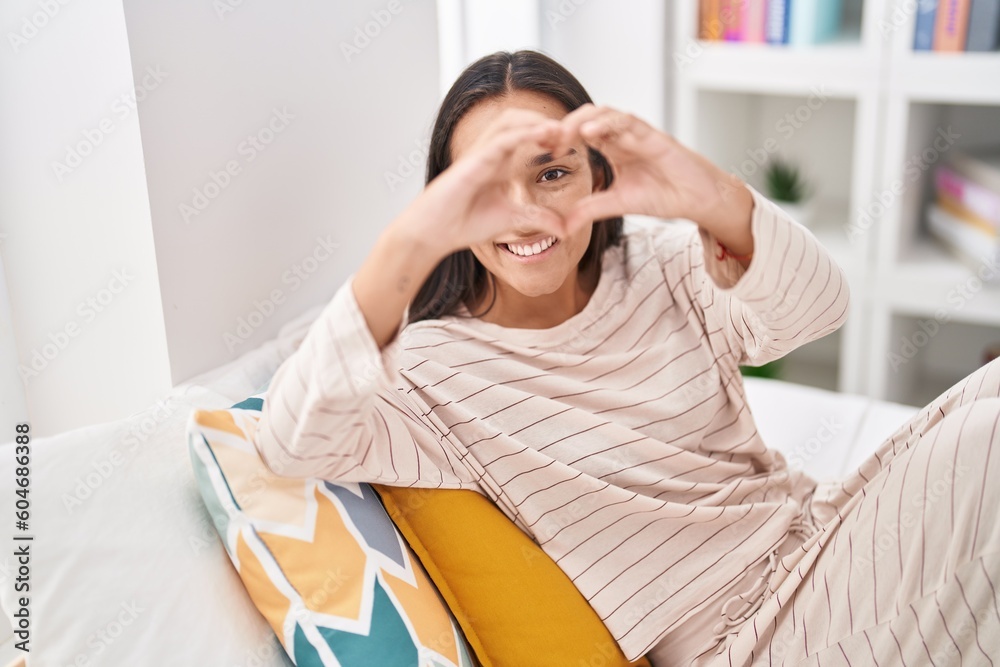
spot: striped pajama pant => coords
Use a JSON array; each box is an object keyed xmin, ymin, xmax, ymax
[{"xmin": 654, "ymin": 355, "xmax": 1000, "ymax": 666}]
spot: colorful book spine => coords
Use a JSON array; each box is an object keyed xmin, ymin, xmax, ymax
[
  {"xmin": 949, "ymin": 150, "xmax": 1000, "ymax": 194},
  {"xmin": 927, "ymin": 204, "xmax": 1000, "ymax": 281},
  {"xmin": 935, "ymin": 164, "xmax": 1000, "ymax": 229},
  {"xmin": 765, "ymin": 0, "xmax": 790, "ymax": 43},
  {"xmin": 700, "ymin": 0, "xmax": 723, "ymax": 40},
  {"xmin": 966, "ymin": 0, "xmax": 1000, "ymax": 50},
  {"xmin": 723, "ymin": 0, "xmax": 746, "ymax": 41},
  {"xmin": 933, "ymin": 0, "xmax": 972, "ymax": 51},
  {"xmin": 788, "ymin": 0, "xmax": 843, "ymax": 46},
  {"xmin": 938, "ymin": 194, "xmax": 1000, "ymax": 235},
  {"xmin": 913, "ymin": 0, "xmax": 938, "ymax": 50},
  {"xmin": 745, "ymin": 0, "xmax": 768, "ymax": 42}
]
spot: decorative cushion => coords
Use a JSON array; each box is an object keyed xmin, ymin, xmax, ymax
[
  {"xmin": 187, "ymin": 391, "xmax": 476, "ymax": 667},
  {"xmin": 375, "ymin": 486, "xmax": 653, "ymax": 667}
]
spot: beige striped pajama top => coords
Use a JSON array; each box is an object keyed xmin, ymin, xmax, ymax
[{"xmin": 251, "ymin": 184, "xmax": 851, "ymax": 660}]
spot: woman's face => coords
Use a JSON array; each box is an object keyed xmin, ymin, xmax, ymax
[{"xmin": 449, "ymin": 89, "xmax": 600, "ymax": 302}]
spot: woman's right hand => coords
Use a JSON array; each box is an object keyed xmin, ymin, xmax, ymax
[
  {"xmin": 392, "ymin": 108, "xmax": 567, "ymax": 260},
  {"xmin": 353, "ymin": 108, "xmax": 566, "ymax": 351}
]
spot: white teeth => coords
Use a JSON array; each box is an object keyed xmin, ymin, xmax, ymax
[{"xmin": 504, "ymin": 236, "xmax": 556, "ymax": 257}]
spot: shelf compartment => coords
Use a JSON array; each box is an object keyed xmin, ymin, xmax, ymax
[
  {"xmin": 677, "ymin": 38, "xmax": 875, "ymax": 97},
  {"xmin": 875, "ymin": 313, "xmax": 1000, "ymax": 406},
  {"xmin": 893, "ymin": 52, "xmax": 1000, "ymax": 105}
]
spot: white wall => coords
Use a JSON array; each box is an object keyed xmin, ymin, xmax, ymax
[
  {"xmin": 121, "ymin": 0, "xmax": 441, "ymax": 385},
  {"xmin": 0, "ymin": 0, "xmax": 441, "ymax": 438},
  {"xmin": 442, "ymin": 0, "xmax": 672, "ymax": 131},
  {"xmin": 540, "ymin": 0, "xmax": 671, "ymax": 132},
  {"xmin": 1, "ymin": 0, "xmax": 667, "ymax": 439},
  {"xmin": 0, "ymin": 0, "xmax": 171, "ymax": 439}
]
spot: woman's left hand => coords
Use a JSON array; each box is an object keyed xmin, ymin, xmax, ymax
[{"xmin": 545, "ymin": 104, "xmax": 756, "ymax": 261}]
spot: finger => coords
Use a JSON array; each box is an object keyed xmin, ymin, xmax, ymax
[
  {"xmin": 507, "ymin": 203, "xmax": 568, "ymax": 240},
  {"xmin": 475, "ymin": 108, "xmax": 559, "ymax": 149},
  {"xmin": 552, "ymin": 103, "xmax": 604, "ymax": 150},
  {"xmin": 455, "ymin": 120, "xmax": 561, "ymax": 186},
  {"xmin": 552, "ymin": 105, "xmax": 624, "ymax": 157},
  {"xmin": 563, "ymin": 190, "xmax": 626, "ymax": 236},
  {"xmin": 578, "ymin": 116, "xmax": 644, "ymax": 160}
]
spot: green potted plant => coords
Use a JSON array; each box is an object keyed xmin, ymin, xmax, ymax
[
  {"xmin": 739, "ymin": 359, "xmax": 785, "ymax": 380},
  {"xmin": 764, "ymin": 157, "xmax": 813, "ymax": 228}
]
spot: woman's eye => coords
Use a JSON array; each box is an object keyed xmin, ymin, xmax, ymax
[{"xmin": 539, "ymin": 168, "xmax": 568, "ymax": 183}]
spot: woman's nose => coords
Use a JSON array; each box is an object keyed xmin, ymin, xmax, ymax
[{"xmin": 506, "ymin": 181, "xmax": 532, "ymax": 208}]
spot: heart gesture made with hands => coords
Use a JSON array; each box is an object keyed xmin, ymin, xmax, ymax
[
  {"xmin": 410, "ymin": 102, "xmax": 756, "ymax": 266},
  {"xmin": 533, "ymin": 104, "xmax": 756, "ymax": 260}
]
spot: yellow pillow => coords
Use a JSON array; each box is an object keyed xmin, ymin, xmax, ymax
[{"xmin": 373, "ymin": 486, "xmax": 652, "ymax": 667}]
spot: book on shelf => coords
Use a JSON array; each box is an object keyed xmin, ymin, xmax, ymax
[
  {"xmin": 914, "ymin": 0, "xmax": 1000, "ymax": 51},
  {"xmin": 948, "ymin": 147, "xmax": 1000, "ymax": 192},
  {"xmin": 723, "ymin": 0, "xmax": 745, "ymax": 40},
  {"xmin": 765, "ymin": 0, "xmax": 790, "ymax": 44},
  {"xmin": 699, "ymin": 0, "xmax": 724, "ymax": 39},
  {"xmin": 913, "ymin": 0, "xmax": 938, "ymax": 50},
  {"xmin": 935, "ymin": 164, "xmax": 1000, "ymax": 229},
  {"xmin": 926, "ymin": 203, "xmax": 1000, "ymax": 282},
  {"xmin": 788, "ymin": 0, "xmax": 842, "ymax": 46},
  {"xmin": 968, "ymin": 0, "xmax": 1000, "ymax": 50},
  {"xmin": 698, "ymin": 0, "xmax": 842, "ymax": 45},
  {"xmin": 745, "ymin": 0, "xmax": 766, "ymax": 42},
  {"xmin": 934, "ymin": 0, "xmax": 973, "ymax": 51},
  {"xmin": 929, "ymin": 148, "xmax": 1000, "ymax": 280}
]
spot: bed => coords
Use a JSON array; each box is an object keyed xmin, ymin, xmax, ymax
[{"xmin": 0, "ymin": 302, "xmax": 919, "ymax": 665}]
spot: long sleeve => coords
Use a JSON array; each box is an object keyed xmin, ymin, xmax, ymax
[
  {"xmin": 250, "ymin": 274, "xmax": 478, "ymax": 489},
  {"xmin": 660, "ymin": 184, "xmax": 850, "ymax": 368}
]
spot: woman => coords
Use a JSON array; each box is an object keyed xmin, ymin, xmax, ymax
[{"xmin": 252, "ymin": 50, "xmax": 1000, "ymax": 665}]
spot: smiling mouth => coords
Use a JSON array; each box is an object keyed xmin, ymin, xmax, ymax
[{"xmin": 496, "ymin": 236, "xmax": 559, "ymax": 258}]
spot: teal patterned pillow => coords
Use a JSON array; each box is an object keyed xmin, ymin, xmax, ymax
[{"xmin": 187, "ymin": 390, "xmax": 476, "ymax": 666}]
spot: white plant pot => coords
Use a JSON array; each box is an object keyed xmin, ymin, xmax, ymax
[{"xmin": 772, "ymin": 198, "xmax": 813, "ymax": 228}]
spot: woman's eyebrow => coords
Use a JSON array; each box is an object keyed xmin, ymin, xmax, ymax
[{"xmin": 526, "ymin": 147, "xmax": 577, "ymax": 168}]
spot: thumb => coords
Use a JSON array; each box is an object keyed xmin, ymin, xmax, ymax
[
  {"xmin": 508, "ymin": 203, "xmax": 568, "ymax": 241},
  {"xmin": 564, "ymin": 190, "xmax": 625, "ymax": 236}
]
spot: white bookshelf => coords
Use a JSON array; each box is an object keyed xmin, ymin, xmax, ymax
[
  {"xmin": 673, "ymin": 0, "xmax": 1000, "ymax": 405},
  {"xmin": 871, "ymin": 3, "xmax": 1000, "ymax": 403}
]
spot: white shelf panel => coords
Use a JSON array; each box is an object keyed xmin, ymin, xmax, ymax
[
  {"xmin": 879, "ymin": 238, "xmax": 1000, "ymax": 326},
  {"xmin": 678, "ymin": 39, "xmax": 875, "ymax": 97},
  {"xmin": 894, "ymin": 52, "xmax": 1000, "ymax": 105},
  {"xmin": 797, "ymin": 199, "xmax": 863, "ymax": 275}
]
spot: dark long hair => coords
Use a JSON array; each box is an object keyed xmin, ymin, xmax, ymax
[{"xmin": 406, "ymin": 49, "xmax": 624, "ymax": 324}]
